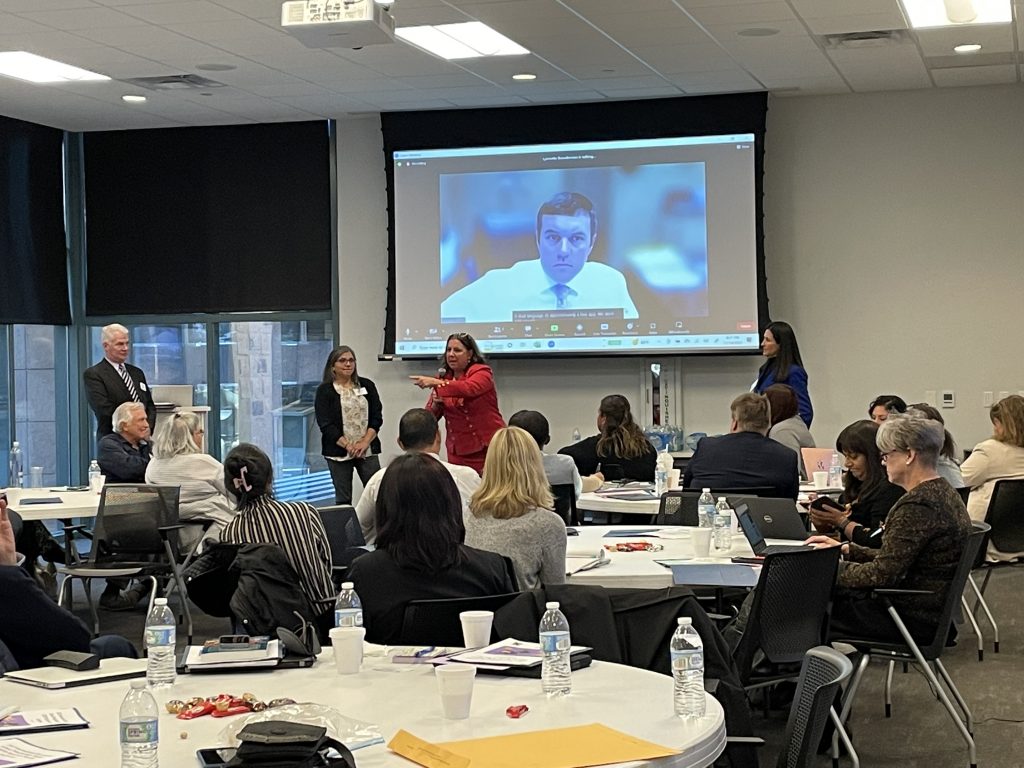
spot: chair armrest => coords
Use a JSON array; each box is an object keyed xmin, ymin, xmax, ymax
[
  {"xmin": 872, "ymin": 588, "xmax": 934, "ymax": 596},
  {"xmin": 157, "ymin": 524, "xmax": 186, "ymax": 541},
  {"xmin": 62, "ymin": 524, "xmax": 90, "ymax": 536}
]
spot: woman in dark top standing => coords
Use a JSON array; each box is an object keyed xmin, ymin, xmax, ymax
[
  {"xmin": 314, "ymin": 346, "xmax": 383, "ymax": 505},
  {"xmin": 810, "ymin": 420, "xmax": 904, "ymax": 548},
  {"xmin": 348, "ymin": 453, "xmax": 515, "ymax": 645},
  {"xmin": 558, "ymin": 394, "xmax": 656, "ymax": 481},
  {"xmin": 752, "ymin": 320, "xmax": 813, "ymax": 427}
]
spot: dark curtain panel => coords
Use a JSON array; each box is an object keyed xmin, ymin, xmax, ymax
[
  {"xmin": 379, "ymin": 93, "xmax": 769, "ymax": 354},
  {"xmin": 0, "ymin": 114, "xmax": 71, "ymax": 325},
  {"xmin": 84, "ymin": 121, "xmax": 332, "ymax": 316}
]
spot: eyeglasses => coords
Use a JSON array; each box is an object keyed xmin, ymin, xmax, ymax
[{"xmin": 879, "ymin": 449, "xmax": 903, "ymax": 463}]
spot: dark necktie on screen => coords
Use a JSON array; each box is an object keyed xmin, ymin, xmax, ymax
[
  {"xmin": 552, "ymin": 283, "xmax": 571, "ymax": 309},
  {"xmin": 118, "ymin": 364, "xmax": 140, "ymax": 402}
]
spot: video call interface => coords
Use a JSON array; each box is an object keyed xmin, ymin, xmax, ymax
[{"xmin": 392, "ymin": 133, "xmax": 759, "ymax": 357}]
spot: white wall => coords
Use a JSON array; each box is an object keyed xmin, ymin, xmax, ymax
[{"xmin": 338, "ymin": 84, "xmax": 1024, "ymax": 460}]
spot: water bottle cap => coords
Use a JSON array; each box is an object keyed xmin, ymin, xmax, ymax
[
  {"xmin": 154, "ymin": 598, "xmax": 168, "ymax": 606},
  {"xmin": 678, "ymin": 617, "xmax": 692, "ymax": 626},
  {"xmin": 11, "ymin": 441, "xmax": 18, "ymax": 448},
  {"xmin": 545, "ymin": 601, "xmax": 560, "ymax": 610},
  {"xmin": 341, "ymin": 582, "xmax": 354, "ymax": 589},
  {"xmin": 702, "ymin": 488, "xmax": 710, "ymax": 493},
  {"xmin": 130, "ymin": 679, "xmax": 146, "ymax": 689}
]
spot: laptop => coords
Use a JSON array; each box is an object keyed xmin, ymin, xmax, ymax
[
  {"xmin": 728, "ymin": 497, "xmax": 808, "ymax": 541},
  {"xmin": 735, "ymin": 502, "xmax": 811, "ymax": 556}
]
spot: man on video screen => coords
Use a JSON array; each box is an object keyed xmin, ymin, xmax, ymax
[{"xmin": 440, "ymin": 192, "xmax": 638, "ymax": 322}]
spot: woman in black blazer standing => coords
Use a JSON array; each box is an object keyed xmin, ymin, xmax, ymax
[{"xmin": 314, "ymin": 346, "xmax": 383, "ymax": 505}]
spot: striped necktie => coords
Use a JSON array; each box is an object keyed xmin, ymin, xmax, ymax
[
  {"xmin": 118, "ymin": 364, "xmax": 140, "ymax": 402},
  {"xmin": 552, "ymin": 283, "xmax": 571, "ymax": 309}
]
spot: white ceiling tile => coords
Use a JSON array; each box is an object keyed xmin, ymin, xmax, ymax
[
  {"xmin": 915, "ymin": 23, "xmax": 1015, "ymax": 56},
  {"xmin": 456, "ymin": 1, "xmax": 577, "ymax": 23},
  {"xmin": 828, "ymin": 43, "xmax": 933, "ymax": 90},
  {"xmin": 687, "ymin": 2, "xmax": 798, "ymax": 26},
  {"xmin": 0, "ymin": 29, "xmax": 105, "ymax": 51},
  {"xmin": 802, "ymin": 13, "xmax": 910, "ymax": 35},
  {"xmin": 17, "ymin": 6, "xmax": 147, "ymax": 28},
  {"xmin": 931, "ymin": 63, "xmax": 1017, "ymax": 86},
  {"xmin": 0, "ymin": 12, "xmax": 55, "ymax": 33},
  {"xmin": 704, "ymin": 19, "xmax": 811, "ymax": 38},
  {"xmin": 399, "ymin": 72, "xmax": 491, "ymax": 88},
  {"xmin": 669, "ymin": 70, "xmax": 764, "ymax": 91},
  {"xmin": 391, "ymin": 7, "xmax": 469, "ymax": 25},
  {"xmin": 444, "ymin": 94, "xmax": 530, "ymax": 106},
  {"xmin": 524, "ymin": 90, "xmax": 606, "ymax": 103},
  {"xmin": 600, "ymin": 85, "xmax": 685, "ymax": 98},
  {"xmin": 118, "ymin": 1, "xmax": 246, "ymax": 24}
]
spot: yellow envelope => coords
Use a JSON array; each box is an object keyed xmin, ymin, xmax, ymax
[{"xmin": 389, "ymin": 723, "xmax": 679, "ymax": 768}]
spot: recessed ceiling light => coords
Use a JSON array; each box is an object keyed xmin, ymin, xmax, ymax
[
  {"xmin": 0, "ymin": 51, "xmax": 109, "ymax": 83},
  {"xmin": 396, "ymin": 22, "xmax": 528, "ymax": 60},
  {"xmin": 121, "ymin": 94, "xmax": 147, "ymax": 103},
  {"xmin": 512, "ymin": 73, "xmax": 536, "ymax": 81},
  {"xmin": 901, "ymin": 0, "xmax": 1010, "ymax": 28},
  {"xmin": 953, "ymin": 43, "xmax": 983, "ymax": 52},
  {"xmin": 737, "ymin": 27, "xmax": 780, "ymax": 37}
]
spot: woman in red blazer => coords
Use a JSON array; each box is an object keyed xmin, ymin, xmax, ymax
[{"xmin": 410, "ymin": 333, "xmax": 505, "ymax": 473}]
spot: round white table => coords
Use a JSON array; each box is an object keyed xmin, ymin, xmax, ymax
[
  {"xmin": 566, "ymin": 525, "xmax": 761, "ymax": 589},
  {"xmin": 4, "ymin": 487, "xmax": 100, "ymax": 522},
  {"xmin": 0, "ymin": 653, "xmax": 726, "ymax": 768}
]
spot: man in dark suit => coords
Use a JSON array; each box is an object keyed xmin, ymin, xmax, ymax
[
  {"xmin": 83, "ymin": 323, "xmax": 157, "ymax": 444},
  {"xmin": 683, "ymin": 392, "xmax": 800, "ymax": 500}
]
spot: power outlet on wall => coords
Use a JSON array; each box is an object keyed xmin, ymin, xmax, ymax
[{"xmin": 983, "ymin": 391, "xmax": 994, "ymax": 407}]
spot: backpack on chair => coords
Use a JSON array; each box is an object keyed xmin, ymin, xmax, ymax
[{"xmin": 229, "ymin": 543, "xmax": 318, "ymax": 637}]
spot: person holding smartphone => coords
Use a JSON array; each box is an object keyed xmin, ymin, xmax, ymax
[{"xmin": 809, "ymin": 420, "xmax": 904, "ymax": 548}]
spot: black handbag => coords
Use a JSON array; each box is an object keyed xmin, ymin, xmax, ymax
[{"xmin": 227, "ymin": 721, "xmax": 355, "ymax": 768}]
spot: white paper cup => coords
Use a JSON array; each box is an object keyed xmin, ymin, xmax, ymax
[
  {"xmin": 691, "ymin": 527, "xmax": 713, "ymax": 558},
  {"xmin": 459, "ymin": 610, "xmax": 493, "ymax": 648},
  {"xmin": 29, "ymin": 467, "xmax": 44, "ymax": 488},
  {"xmin": 668, "ymin": 468, "xmax": 681, "ymax": 490},
  {"xmin": 329, "ymin": 626, "xmax": 365, "ymax": 674},
  {"xmin": 435, "ymin": 664, "xmax": 476, "ymax": 719},
  {"xmin": 813, "ymin": 471, "xmax": 829, "ymax": 489}
]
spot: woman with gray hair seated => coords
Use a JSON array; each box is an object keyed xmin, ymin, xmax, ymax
[
  {"xmin": 145, "ymin": 412, "xmax": 235, "ymax": 552},
  {"xmin": 807, "ymin": 414, "xmax": 972, "ymax": 643}
]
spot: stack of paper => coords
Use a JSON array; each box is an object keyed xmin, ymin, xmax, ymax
[
  {"xmin": 184, "ymin": 639, "xmax": 282, "ymax": 669},
  {"xmin": 0, "ymin": 709, "xmax": 89, "ymax": 735}
]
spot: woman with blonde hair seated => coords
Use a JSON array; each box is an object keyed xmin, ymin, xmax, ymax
[
  {"xmin": 145, "ymin": 412, "xmax": 235, "ymax": 551},
  {"xmin": 465, "ymin": 427, "xmax": 566, "ymax": 590}
]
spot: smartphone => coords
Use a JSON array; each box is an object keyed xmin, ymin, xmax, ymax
[
  {"xmin": 809, "ymin": 496, "xmax": 844, "ymax": 514},
  {"xmin": 196, "ymin": 747, "xmax": 236, "ymax": 767},
  {"xmin": 731, "ymin": 556, "xmax": 765, "ymax": 565}
]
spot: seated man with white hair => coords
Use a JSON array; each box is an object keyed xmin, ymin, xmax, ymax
[
  {"xmin": 355, "ymin": 408, "xmax": 481, "ymax": 543},
  {"xmin": 97, "ymin": 401, "xmax": 153, "ymax": 483}
]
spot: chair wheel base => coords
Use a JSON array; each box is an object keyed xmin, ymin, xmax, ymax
[
  {"xmin": 885, "ymin": 704, "xmax": 891, "ymax": 718},
  {"xmin": 978, "ymin": 650, "xmax": 984, "ymax": 662},
  {"xmin": 994, "ymin": 641, "xmax": 1000, "ymax": 653}
]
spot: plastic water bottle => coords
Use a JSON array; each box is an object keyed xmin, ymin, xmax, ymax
[
  {"xmin": 88, "ymin": 459, "xmax": 102, "ymax": 491},
  {"xmin": 334, "ymin": 582, "xmax": 363, "ymax": 627},
  {"xmin": 144, "ymin": 597, "xmax": 176, "ymax": 688},
  {"xmin": 713, "ymin": 497, "xmax": 733, "ymax": 551},
  {"xmin": 539, "ymin": 601, "xmax": 572, "ymax": 696},
  {"xmin": 671, "ymin": 617, "xmax": 706, "ymax": 719},
  {"xmin": 829, "ymin": 451, "xmax": 843, "ymax": 488},
  {"xmin": 572, "ymin": 427, "xmax": 581, "ymax": 443},
  {"xmin": 120, "ymin": 679, "xmax": 159, "ymax": 768},
  {"xmin": 698, "ymin": 488, "xmax": 715, "ymax": 529},
  {"xmin": 8, "ymin": 442, "xmax": 23, "ymax": 489},
  {"xmin": 655, "ymin": 448, "xmax": 673, "ymax": 496}
]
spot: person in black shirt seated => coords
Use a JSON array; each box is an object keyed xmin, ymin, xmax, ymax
[
  {"xmin": 97, "ymin": 401, "xmax": 152, "ymax": 483},
  {"xmin": 348, "ymin": 453, "xmax": 515, "ymax": 645},
  {"xmin": 683, "ymin": 393, "xmax": 799, "ymax": 499},
  {"xmin": 810, "ymin": 420, "xmax": 905, "ymax": 548},
  {"xmin": 558, "ymin": 394, "xmax": 656, "ymax": 481}
]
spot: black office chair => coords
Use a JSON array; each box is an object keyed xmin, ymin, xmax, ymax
[
  {"xmin": 732, "ymin": 547, "xmax": 840, "ymax": 694},
  {"xmin": 57, "ymin": 484, "xmax": 193, "ymax": 641},
  {"xmin": 655, "ymin": 490, "xmax": 700, "ymax": 526},
  {"xmin": 316, "ymin": 505, "xmax": 368, "ymax": 587},
  {"xmin": 830, "ymin": 522, "xmax": 987, "ymax": 768},
  {"xmin": 963, "ymin": 479, "xmax": 1024, "ymax": 657},
  {"xmin": 711, "ymin": 486, "xmax": 776, "ymax": 498},
  {"xmin": 550, "ymin": 484, "xmax": 579, "ymax": 526},
  {"xmin": 398, "ymin": 592, "xmax": 522, "ymax": 646}
]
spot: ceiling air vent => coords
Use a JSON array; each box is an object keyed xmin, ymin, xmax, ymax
[
  {"xmin": 820, "ymin": 30, "xmax": 909, "ymax": 49},
  {"xmin": 120, "ymin": 74, "xmax": 227, "ymax": 91}
]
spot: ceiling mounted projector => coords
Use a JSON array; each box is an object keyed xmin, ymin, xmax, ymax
[{"xmin": 281, "ymin": 1, "xmax": 395, "ymax": 49}]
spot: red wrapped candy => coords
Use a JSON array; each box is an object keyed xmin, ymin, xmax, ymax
[{"xmin": 506, "ymin": 705, "xmax": 529, "ymax": 719}]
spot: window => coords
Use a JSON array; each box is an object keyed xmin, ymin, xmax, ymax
[
  {"xmin": 218, "ymin": 320, "xmax": 334, "ymax": 502},
  {"xmin": 13, "ymin": 326, "xmax": 67, "ymax": 487}
]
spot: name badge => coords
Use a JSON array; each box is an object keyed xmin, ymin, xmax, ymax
[
  {"xmin": 139, "ymin": 382, "xmax": 148, "ymax": 391},
  {"xmin": 358, "ymin": 387, "xmax": 368, "ymax": 396}
]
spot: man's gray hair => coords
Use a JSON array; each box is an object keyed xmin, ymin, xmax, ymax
[
  {"xmin": 876, "ymin": 413, "xmax": 942, "ymax": 467},
  {"xmin": 112, "ymin": 401, "xmax": 145, "ymax": 434},
  {"xmin": 101, "ymin": 324, "xmax": 129, "ymax": 343}
]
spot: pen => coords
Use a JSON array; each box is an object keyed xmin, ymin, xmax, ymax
[
  {"xmin": 413, "ymin": 646, "xmax": 436, "ymax": 657},
  {"xmin": 869, "ymin": 528, "xmax": 883, "ymax": 538}
]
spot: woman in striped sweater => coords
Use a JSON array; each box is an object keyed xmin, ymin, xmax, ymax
[{"xmin": 219, "ymin": 444, "xmax": 335, "ymax": 626}]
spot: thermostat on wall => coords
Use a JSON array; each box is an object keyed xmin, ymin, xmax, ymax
[{"xmin": 941, "ymin": 391, "xmax": 955, "ymax": 408}]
